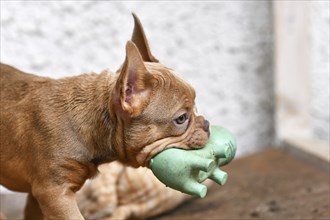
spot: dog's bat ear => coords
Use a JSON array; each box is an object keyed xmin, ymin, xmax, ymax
[
  {"xmin": 117, "ymin": 41, "xmax": 154, "ymax": 117},
  {"xmin": 131, "ymin": 13, "xmax": 159, "ymax": 63}
]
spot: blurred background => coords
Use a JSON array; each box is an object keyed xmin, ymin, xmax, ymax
[{"xmin": 0, "ymin": 1, "xmax": 329, "ymax": 219}]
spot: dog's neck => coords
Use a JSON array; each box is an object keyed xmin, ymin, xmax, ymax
[{"xmin": 58, "ymin": 71, "xmax": 118, "ymax": 165}]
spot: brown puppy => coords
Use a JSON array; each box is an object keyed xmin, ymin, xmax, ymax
[{"xmin": 0, "ymin": 14, "xmax": 209, "ymax": 219}]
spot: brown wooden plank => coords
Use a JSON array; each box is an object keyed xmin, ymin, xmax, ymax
[{"xmin": 152, "ymin": 148, "xmax": 330, "ymax": 219}]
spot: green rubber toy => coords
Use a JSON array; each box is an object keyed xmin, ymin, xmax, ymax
[{"xmin": 150, "ymin": 126, "xmax": 237, "ymax": 198}]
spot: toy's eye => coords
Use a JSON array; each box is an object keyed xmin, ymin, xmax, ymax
[{"xmin": 174, "ymin": 113, "xmax": 188, "ymax": 125}]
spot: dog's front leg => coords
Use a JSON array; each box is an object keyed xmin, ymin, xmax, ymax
[{"xmin": 31, "ymin": 184, "xmax": 84, "ymax": 220}]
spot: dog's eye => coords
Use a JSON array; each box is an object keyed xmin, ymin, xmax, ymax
[{"xmin": 174, "ymin": 113, "xmax": 188, "ymax": 125}]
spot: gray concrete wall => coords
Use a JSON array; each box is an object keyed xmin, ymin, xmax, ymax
[{"xmin": 310, "ymin": 1, "xmax": 330, "ymax": 142}]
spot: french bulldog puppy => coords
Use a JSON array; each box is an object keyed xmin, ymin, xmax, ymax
[{"xmin": 0, "ymin": 14, "xmax": 209, "ymax": 219}]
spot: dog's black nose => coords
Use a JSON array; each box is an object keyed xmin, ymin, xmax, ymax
[{"xmin": 203, "ymin": 120, "xmax": 210, "ymax": 133}]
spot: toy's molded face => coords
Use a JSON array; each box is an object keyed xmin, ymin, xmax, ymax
[{"xmin": 150, "ymin": 126, "xmax": 237, "ymax": 198}]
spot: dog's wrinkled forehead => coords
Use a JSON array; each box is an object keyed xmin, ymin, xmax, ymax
[
  {"xmin": 145, "ymin": 62, "xmax": 196, "ymax": 98},
  {"xmin": 141, "ymin": 62, "xmax": 196, "ymax": 120}
]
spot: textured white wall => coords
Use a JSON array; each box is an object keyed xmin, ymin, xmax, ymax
[
  {"xmin": 1, "ymin": 1, "xmax": 274, "ymax": 157},
  {"xmin": 310, "ymin": 1, "xmax": 330, "ymax": 142}
]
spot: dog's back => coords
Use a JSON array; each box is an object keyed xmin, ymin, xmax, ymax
[
  {"xmin": 0, "ymin": 64, "xmax": 55, "ymax": 192},
  {"xmin": 0, "ymin": 63, "xmax": 52, "ymax": 104},
  {"xmin": 0, "ymin": 63, "xmax": 109, "ymax": 193}
]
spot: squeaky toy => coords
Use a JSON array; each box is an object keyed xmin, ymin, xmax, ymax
[{"xmin": 150, "ymin": 126, "xmax": 237, "ymax": 198}]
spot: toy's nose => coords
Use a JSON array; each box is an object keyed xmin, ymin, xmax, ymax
[{"xmin": 203, "ymin": 120, "xmax": 210, "ymax": 134}]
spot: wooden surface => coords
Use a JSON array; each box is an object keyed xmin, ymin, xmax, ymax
[
  {"xmin": 1, "ymin": 148, "xmax": 329, "ymax": 219},
  {"xmin": 152, "ymin": 148, "xmax": 330, "ymax": 219}
]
